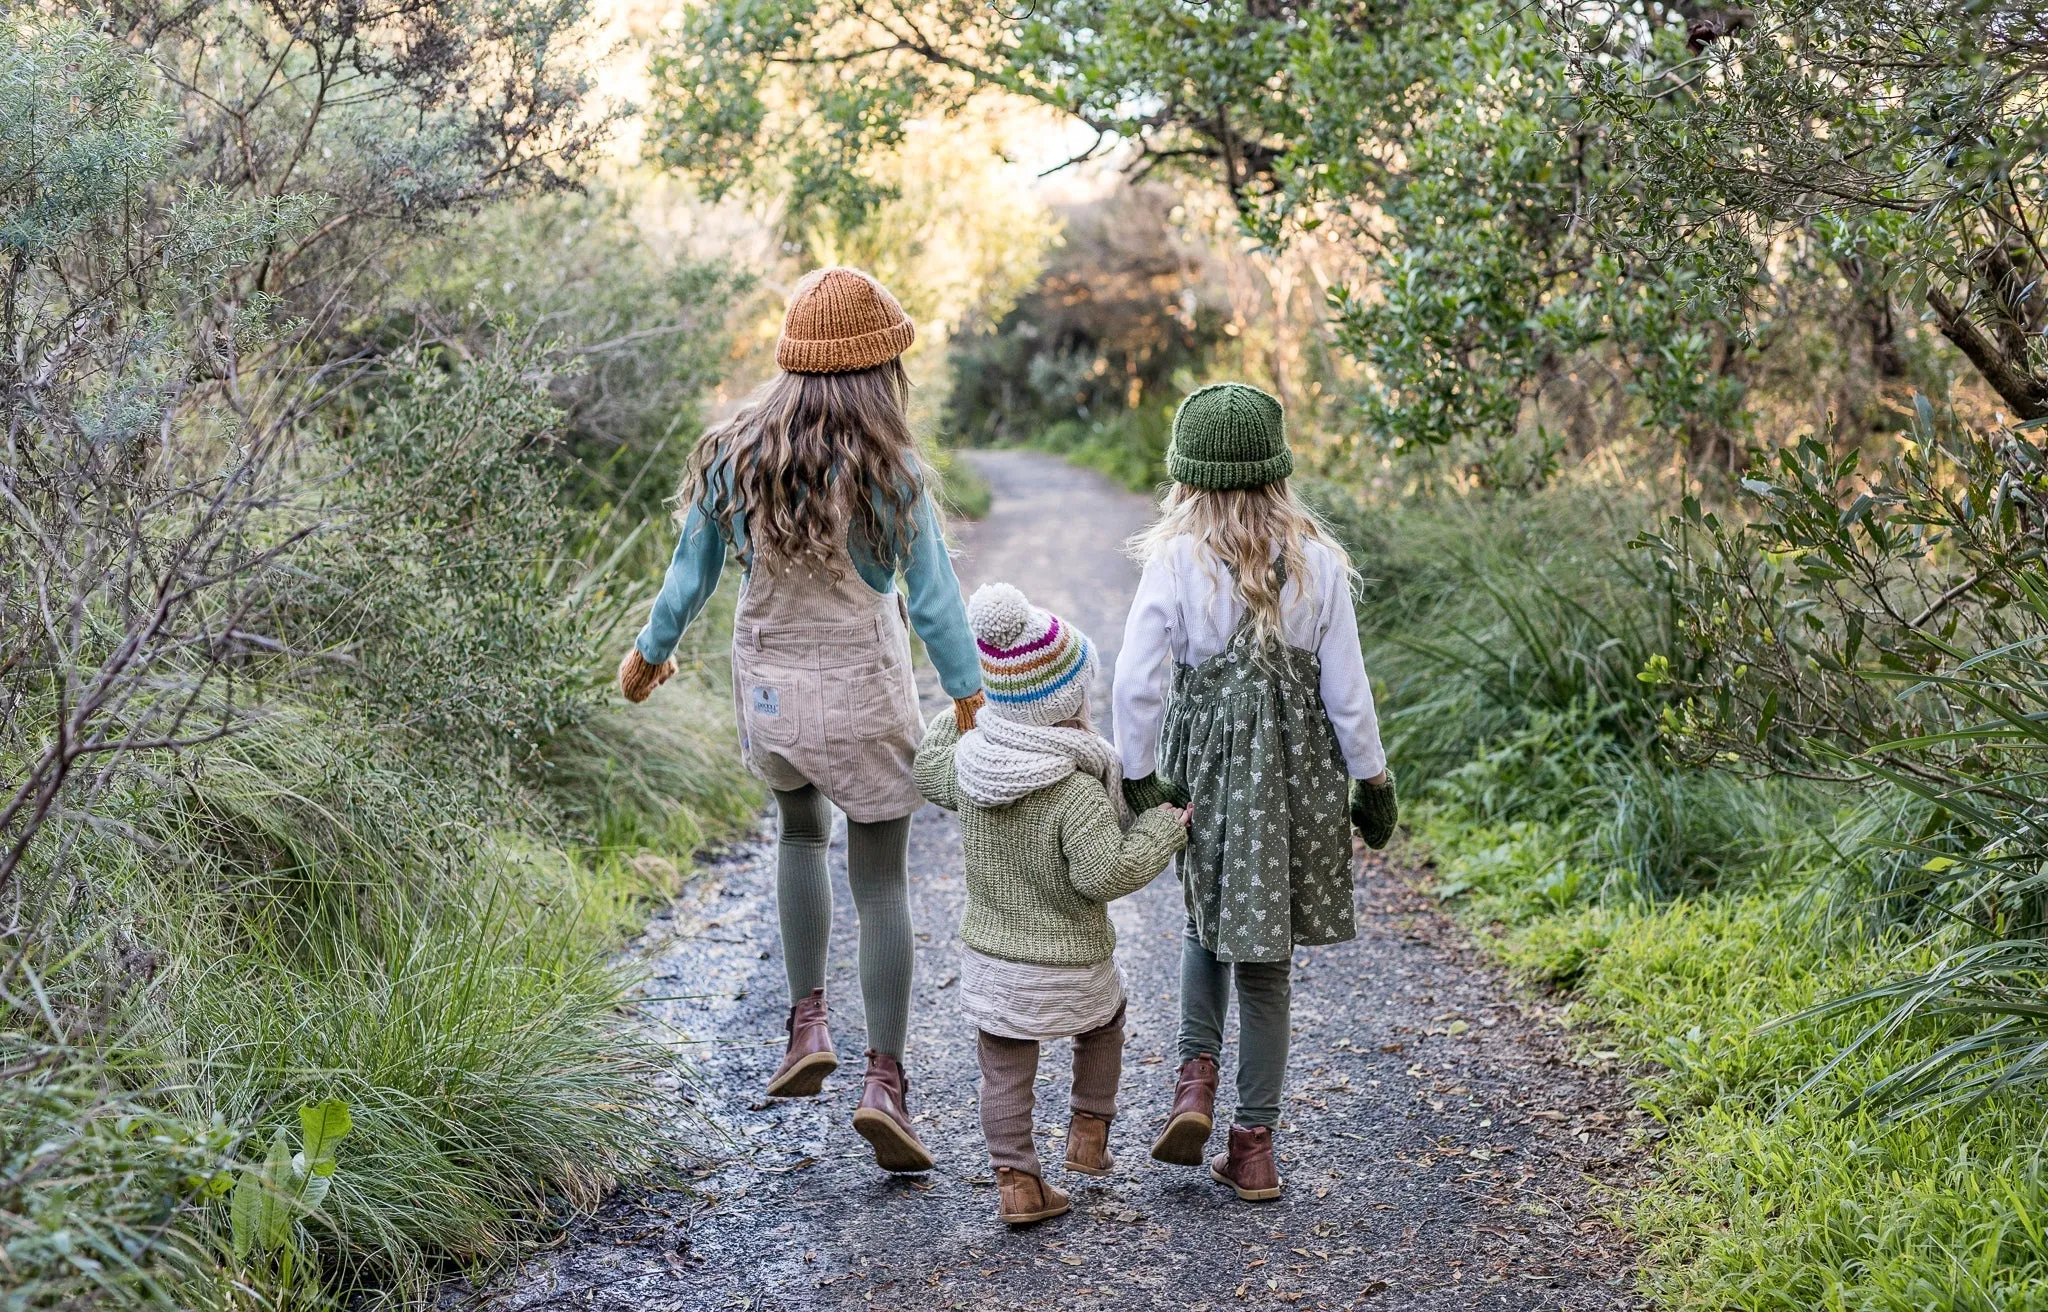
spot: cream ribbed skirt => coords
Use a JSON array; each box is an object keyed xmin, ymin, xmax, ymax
[{"xmin": 958, "ymin": 946, "xmax": 1125, "ymax": 1041}]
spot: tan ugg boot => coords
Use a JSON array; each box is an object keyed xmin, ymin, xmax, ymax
[
  {"xmin": 1064, "ymin": 1113, "xmax": 1113, "ymax": 1177},
  {"xmin": 996, "ymin": 1167, "xmax": 1070, "ymax": 1225},
  {"xmin": 851, "ymin": 1050, "xmax": 935, "ymax": 1173},
  {"xmin": 765, "ymin": 988, "xmax": 835, "ymax": 1098},
  {"xmin": 1210, "ymin": 1123, "xmax": 1283, "ymax": 1201}
]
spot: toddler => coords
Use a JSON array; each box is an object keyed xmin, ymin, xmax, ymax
[{"xmin": 915, "ymin": 582, "xmax": 1188, "ymax": 1224}]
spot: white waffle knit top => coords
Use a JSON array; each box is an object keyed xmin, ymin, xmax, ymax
[{"xmin": 1112, "ymin": 534, "xmax": 1386, "ymax": 781}]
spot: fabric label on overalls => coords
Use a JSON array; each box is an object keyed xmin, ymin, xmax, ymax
[{"xmin": 750, "ymin": 686, "xmax": 780, "ymax": 717}]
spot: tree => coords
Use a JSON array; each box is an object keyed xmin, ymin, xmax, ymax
[
  {"xmin": 1561, "ymin": 0, "xmax": 2048, "ymax": 421},
  {"xmin": 0, "ymin": 19, "xmax": 316, "ymax": 898},
  {"xmin": 641, "ymin": 0, "xmax": 1866, "ymax": 477},
  {"xmin": 644, "ymin": 0, "xmax": 1351, "ymax": 233}
]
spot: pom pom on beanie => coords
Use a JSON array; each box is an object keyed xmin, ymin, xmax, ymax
[
  {"xmin": 968, "ymin": 582, "xmax": 1034, "ymax": 649},
  {"xmin": 967, "ymin": 581, "xmax": 1094, "ymax": 727}
]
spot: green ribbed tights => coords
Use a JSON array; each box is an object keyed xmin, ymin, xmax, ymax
[
  {"xmin": 773, "ymin": 785, "xmax": 913, "ymax": 1057},
  {"xmin": 1178, "ymin": 918, "xmax": 1293, "ymax": 1129}
]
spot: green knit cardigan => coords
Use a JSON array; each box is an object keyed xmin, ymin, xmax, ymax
[{"xmin": 914, "ymin": 714, "xmax": 1188, "ymax": 967}]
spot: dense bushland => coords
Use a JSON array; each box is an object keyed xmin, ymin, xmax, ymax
[
  {"xmin": 1318, "ymin": 474, "xmax": 2048, "ymax": 1306},
  {"xmin": 11, "ymin": 0, "xmax": 2046, "ymax": 1304},
  {"xmin": 0, "ymin": 11, "xmax": 758, "ymax": 1308}
]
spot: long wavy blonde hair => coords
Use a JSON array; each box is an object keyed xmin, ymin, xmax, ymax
[
  {"xmin": 1129, "ymin": 479, "xmax": 1352, "ymax": 646},
  {"xmin": 680, "ymin": 360, "xmax": 929, "ymax": 576}
]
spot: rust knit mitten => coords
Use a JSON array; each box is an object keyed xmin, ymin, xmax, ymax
[
  {"xmin": 953, "ymin": 691, "xmax": 986, "ymax": 733},
  {"xmin": 617, "ymin": 649, "xmax": 676, "ymax": 703}
]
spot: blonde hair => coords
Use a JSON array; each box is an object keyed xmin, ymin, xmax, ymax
[
  {"xmin": 1129, "ymin": 480, "xmax": 1353, "ymax": 646},
  {"xmin": 680, "ymin": 360, "xmax": 929, "ymax": 577}
]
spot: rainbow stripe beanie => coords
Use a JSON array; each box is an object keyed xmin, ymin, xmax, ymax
[{"xmin": 968, "ymin": 582, "xmax": 1095, "ymax": 726}]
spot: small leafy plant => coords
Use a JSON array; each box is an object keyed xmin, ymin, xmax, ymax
[{"xmin": 227, "ymin": 1100, "xmax": 353, "ymax": 1300}]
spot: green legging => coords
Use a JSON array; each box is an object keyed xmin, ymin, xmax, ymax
[
  {"xmin": 773, "ymin": 786, "xmax": 913, "ymax": 1057},
  {"xmin": 1178, "ymin": 917, "xmax": 1292, "ymax": 1129}
]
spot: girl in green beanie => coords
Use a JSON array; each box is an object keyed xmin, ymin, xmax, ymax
[{"xmin": 1111, "ymin": 381, "xmax": 1398, "ymax": 1202}]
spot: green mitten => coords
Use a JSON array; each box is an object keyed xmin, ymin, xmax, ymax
[
  {"xmin": 1350, "ymin": 772, "xmax": 1399, "ymax": 850},
  {"xmin": 1122, "ymin": 772, "xmax": 1189, "ymax": 814}
]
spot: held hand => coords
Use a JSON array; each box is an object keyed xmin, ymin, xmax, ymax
[
  {"xmin": 1122, "ymin": 772, "xmax": 1189, "ymax": 814},
  {"xmin": 1157, "ymin": 803, "xmax": 1193, "ymax": 828},
  {"xmin": 1349, "ymin": 770, "xmax": 1399, "ymax": 850},
  {"xmin": 617, "ymin": 648, "xmax": 676, "ymax": 704}
]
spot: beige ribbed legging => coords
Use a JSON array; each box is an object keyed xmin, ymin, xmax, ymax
[{"xmin": 976, "ymin": 1003, "xmax": 1126, "ymax": 1177}]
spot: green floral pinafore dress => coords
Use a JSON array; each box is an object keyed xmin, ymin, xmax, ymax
[{"xmin": 1160, "ymin": 600, "xmax": 1356, "ymax": 964}]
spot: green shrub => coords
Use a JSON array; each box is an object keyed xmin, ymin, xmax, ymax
[
  {"xmin": 0, "ymin": 17, "xmax": 757, "ymax": 1311},
  {"xmin": 1371, "ymin": 478, "xmax": 2048, "ymax": 1306},
  {"xmin": 1028, "ymin": 405, "xmax": 1175, "ymax": 494},
  {"xmin": 0, "ymin": 1042, "xmax": 231, "ymax": 1311}
]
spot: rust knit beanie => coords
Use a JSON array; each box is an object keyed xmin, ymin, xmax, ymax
[{"xmin": 775, "ymin": 266, "xmax": 917, "ymax": 374}]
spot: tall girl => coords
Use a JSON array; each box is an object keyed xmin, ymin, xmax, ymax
[
  {"xmin": 618, "ymin": 267, "xmax": 983, "ymax": 1174},
  {"xmin": 1112, "ymin": 382, "xmax": 1399, "ymax": 1201}
]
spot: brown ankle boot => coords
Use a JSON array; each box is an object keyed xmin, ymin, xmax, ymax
[
  {"xmin": 851, "ymin": 1049, "xmax": 935, "ymax": 1173},
  {"xmin": 1210, "ymin": 1123, "xmax": 1283, "ymax": 1201},
  {"xmin": 764, "ymin": 988, "xmax": 836, "ymax": 1098},
  {"xmin": 1149, "ymin": 1054, "xmax": 1218, "ymax": 1165},
  {"xmin": 1064, "ymin": 1112, "xmax": 1113, "ymax": 1177},
  {"xmin": 996, "ymin": 1167, "xmax": 1070, "ymax": 1225}
]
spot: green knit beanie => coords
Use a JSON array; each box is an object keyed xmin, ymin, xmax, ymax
[{"xmin": 1167, "ymin": 382, "xmax": 1292, "ymax": 490}]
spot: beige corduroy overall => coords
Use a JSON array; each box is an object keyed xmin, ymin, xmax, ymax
[{"xmin": 729, "ymin": 541, "xmax": 926, "ymax": 823}]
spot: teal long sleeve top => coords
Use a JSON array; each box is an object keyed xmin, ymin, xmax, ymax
[{"xmin": 632, "ymin": 487, "xmax": 983, "ymax": 700}]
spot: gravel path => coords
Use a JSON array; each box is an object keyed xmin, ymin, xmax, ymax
[{"xmin": 463, "ymin": 451, "xmax": 1643, "ymax": 1311}]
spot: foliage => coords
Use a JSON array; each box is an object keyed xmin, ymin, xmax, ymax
[
  {"xmin": 0, "ymin": 1037, "xmax": 233, "ymax": 1310},
  {"xmin": 1313, "ymin": 6, "xmax": 1756, "ymax": 482},
  {"xmin": 229, "ymin": 1099, "xmax": 352, "ymax": 1306},
  {"xmin": 1356, "ymin": 482, "xmax": 2048, "ymax": 1303},
  {"xmin": 396, "ymin": 188, "xmax": 749, "ymax": 527},
  {"xmin": 1, "ymin": 12, "xmax": 755, "ymax": 1310},
  {"xmin": 1327, "ymin": 482, "xmax": 1687, "ymax": 784},
  {"xmin": 1636, "ymin": 398, "xmax": 2048, "ymax": 1109},
  {"xmin": 645, "ymin": 0, "xmax": 1964, "ymax": 481},
  {"xmin": 645, "ymin": 0, "xmax": 1319, "ymax": 232},
  {"xmin": 1639, "ymin": 402, "xmax": 2045, "ymax": 782},
  {"xmin": 945, "ymin": 185, "xmax": 1229, "ymax": 449},
  {"xmin": 1496, "ymin": 882, "xmax": 2048, "ymax": 1310},
  {"xmin": 0, "ymin": 17, "xmax": 312, "ymax": 896},
  {"xmin": 802, "ymin": 113, "xmax": 1061, "ymax": 347},
  {"xmin": 122, "ymin": 0, "xmax": 613, "ymax": 326},
  {"xmin": 295, "ymin": 344, "xmax": 604, "ymax": 766},
  {"xmin": 1027, "ymin": 405, "xmax": 1178, "ymax": 494},
  {"xmin": 1563, "ymin": 0, "xmax": 2048, "ymax": 422}
]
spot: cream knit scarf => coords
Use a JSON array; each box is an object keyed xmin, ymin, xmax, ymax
[{"xmin": 954, "ymin": 715, "xmax": 1128, "ymax": 822}]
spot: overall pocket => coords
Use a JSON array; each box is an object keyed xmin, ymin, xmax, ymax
[
  {"xmin": 843, "ymin": 654, "xmax": 919, "ymax": 742},
  {"xmin": 735, "ymin": 659, "xmax": 804, "ymax": 747}
]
